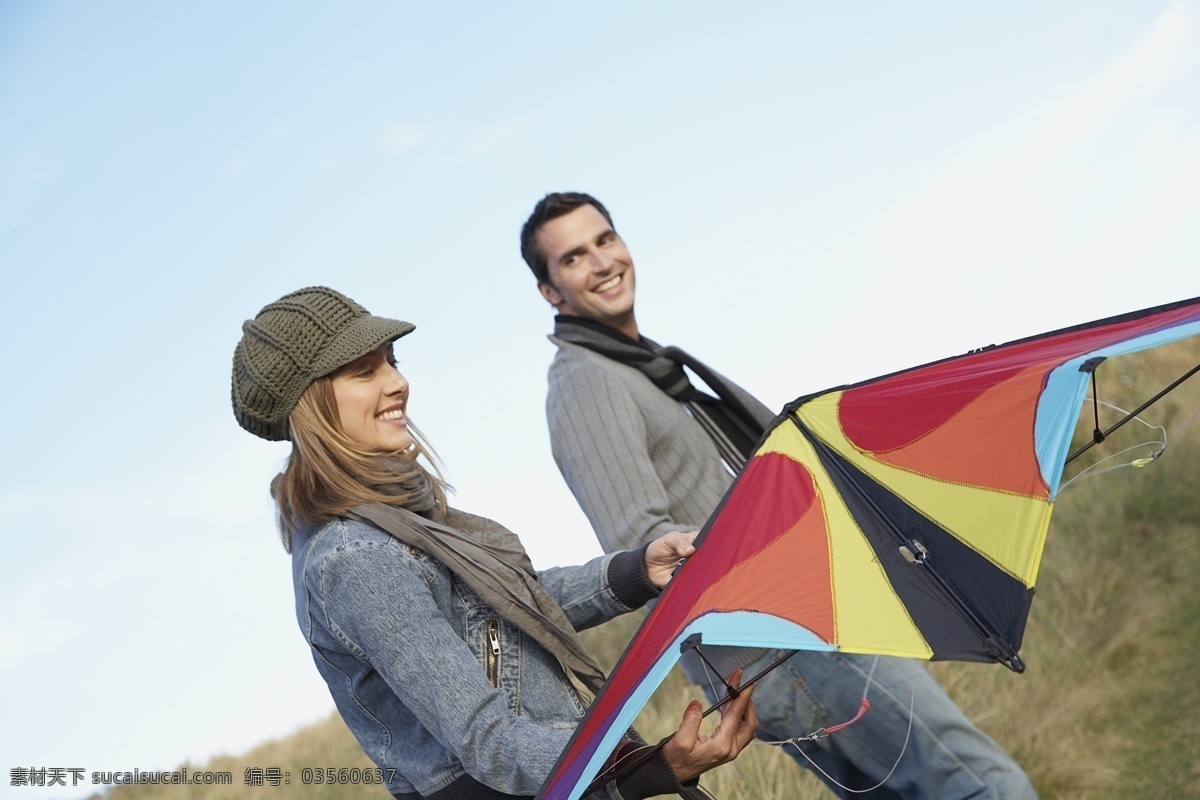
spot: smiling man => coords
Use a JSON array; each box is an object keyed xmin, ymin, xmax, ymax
[
  {"xmin": 533, "ymin": 201, "xmax": 638, "ymax": 339},
  {"xmin": 520, "ymin": 192, "xmax": 1038, "ymax": 800}
]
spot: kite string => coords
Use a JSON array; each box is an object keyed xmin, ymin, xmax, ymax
[
  {"xmin": 1163, "ymin": 401, "xmax": 1200, "ymax": 447},
  {"xmin": 1066, "ymin": 358, "xmax": 1200, "ymax": 464},
  {"xmin": 755, "ymin": 656, "xmax": 916, "ymax": 795},
  {"xmin": 704, "ymin": 653, "xmax": 914, "ymax": 794},
  {"xmin": 1060, "ymin": 396, "xmax": 1200, "ymax": 491},
  {"xmin": 1059, "ymin": 441, "xmax": 1164, "ymax": 490}
]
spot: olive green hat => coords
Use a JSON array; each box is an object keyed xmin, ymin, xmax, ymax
[{"xmin": 232, "ymin": 286, "xmax": 414, "ymax": 442}]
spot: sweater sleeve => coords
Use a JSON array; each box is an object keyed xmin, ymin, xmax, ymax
[
  {"xmin": 548, "ymin": 355, "xmax": 694, "ymax": 554},
  {"xmin": 535, "ymin": 547, "xmax": 658, "ymax": 632}
]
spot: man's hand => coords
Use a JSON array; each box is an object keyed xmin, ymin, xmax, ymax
[
  {"xmin": 662, "ymin": 669, "xmax": 758, "ymax": 784},
  {"xmin": 644, "ymin": 530, "xmax": 697, "ymax": 590}
]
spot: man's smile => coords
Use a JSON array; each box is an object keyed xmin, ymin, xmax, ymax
[{"xmin": 594, "ymin": 273, "xmax": 623, "ymax": 293}]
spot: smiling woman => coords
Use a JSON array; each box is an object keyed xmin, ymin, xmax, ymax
[
  {"xmin": 229, "ymin": 286, "xmax": 758, "ymax": 799},
  {"xmin": 330, "ymin": 344, "xmax": 415, "ymax": 454}
]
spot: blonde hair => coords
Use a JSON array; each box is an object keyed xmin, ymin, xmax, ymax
[{"xmin": 271, "ymin": 376, "xmax": 448, "ymax": 552}]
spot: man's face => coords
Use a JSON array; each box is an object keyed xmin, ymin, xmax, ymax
[{"xmin": 536, "ymin": 204, "xmax": 636, "ymax": 334}]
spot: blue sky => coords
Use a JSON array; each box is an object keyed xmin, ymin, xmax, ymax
[{"xmin": 1, "ymin": 2, "xmax": 1197, "ymax": 797}]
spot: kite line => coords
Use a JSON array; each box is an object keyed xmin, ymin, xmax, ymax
[{"xmin": 1065, "ymin": 356, "xmax": 1200, "ymax": 464}]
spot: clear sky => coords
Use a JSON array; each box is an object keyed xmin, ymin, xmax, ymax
[{"xmin": 1, "ymin": 2, "xmax": 1197, "ymax": 797}]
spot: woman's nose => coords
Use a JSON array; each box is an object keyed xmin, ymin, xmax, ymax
[{"xmin": 386, "ymin": 366, "xmax": 408, "ymax": 395}]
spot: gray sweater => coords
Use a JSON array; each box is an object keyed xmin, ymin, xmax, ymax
[{"xmin": 546, "ymin": 335, "xmax": 776, "ymax": 678}]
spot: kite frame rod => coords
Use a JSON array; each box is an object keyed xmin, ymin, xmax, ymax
[
  {"xmin": 695, "ymin": 647, "xmax": 800, "ymax": 719},
  {"xmin": 1065, "ymin": 359, "xmax": 1200, "ymax": 464},
  {"xmin": 579, "ymin": 648, "xmax": 799, "ymax": 796}
]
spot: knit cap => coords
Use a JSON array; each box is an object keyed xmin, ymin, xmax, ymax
[{"xmin": 232, "ymin": 286, "xmax": 415, "ymax": 441}]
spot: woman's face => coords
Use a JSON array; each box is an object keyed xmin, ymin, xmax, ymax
[{"xmin": 329, "ymin": 343, "xmax": 414, "ymax": 452}]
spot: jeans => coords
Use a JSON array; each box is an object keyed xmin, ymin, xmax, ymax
[{"xmin": 699, "ymin": 650, "xmax": 1037, "ymax": 799}]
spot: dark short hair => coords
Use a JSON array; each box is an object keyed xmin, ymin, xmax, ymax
[{"xmin": 520, "ymin": 192, "xmax": 615, "ymax": 284}]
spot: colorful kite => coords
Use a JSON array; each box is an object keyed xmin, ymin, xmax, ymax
[{"xmin": 538, "ymin": 296, "xmax": 1200, "ymax": 800}]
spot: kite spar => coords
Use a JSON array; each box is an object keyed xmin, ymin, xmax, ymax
[{"xmin": 539, "ymin": 296, "xmax": 1200, "ymax": 800}]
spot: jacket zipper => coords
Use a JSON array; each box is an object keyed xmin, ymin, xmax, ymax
[{"xmin": 486, "ymin": 619, "xmax": 501, "ymax": 688}]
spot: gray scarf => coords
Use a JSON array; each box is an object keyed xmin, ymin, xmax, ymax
[
  {"xmin": 349, "ymin": 501, "xmax": 607, "ymax": 693},
  {"xmin": 553, "ymin": 315, "xmax": 765, "ymax": 472}
]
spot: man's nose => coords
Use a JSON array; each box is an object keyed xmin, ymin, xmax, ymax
[{"xmin": 591, "ymin": 248, "xmax": 615, "ymax": 272}]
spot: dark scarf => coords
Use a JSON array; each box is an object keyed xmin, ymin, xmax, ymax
[
  {"xmin": 553, "ymin": 315, "xmax": 765, "ymax": 471},
  {"xmin": 349, "ymin": 499, "xmax": 607, "ymax": 693}
]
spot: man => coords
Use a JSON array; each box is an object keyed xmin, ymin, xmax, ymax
[{"xmin": 520, "ymin": 191, "xmax": 1038, "ymax": 799}]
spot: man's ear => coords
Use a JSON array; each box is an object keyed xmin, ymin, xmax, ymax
[{"xmin": 538, "ymin": 281, "xmax": 562, "ymax": 308}]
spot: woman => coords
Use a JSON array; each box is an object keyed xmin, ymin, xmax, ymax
[{"xmin": 231, "ymin": 286, "xmax": 757, "ymax": 799}]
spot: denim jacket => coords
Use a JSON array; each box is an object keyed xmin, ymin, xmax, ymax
[{"xmin": 290, "ymin": 515, "xmax": 658, "ymax": 798}]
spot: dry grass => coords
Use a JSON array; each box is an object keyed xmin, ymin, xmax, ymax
[
  {"xmin": 102, "ymin": 339, "xmax": 1200, "ymax": 800},
  {"xmin": 89, "ymin": 716, "xmax": 386, "ymax": 800}
]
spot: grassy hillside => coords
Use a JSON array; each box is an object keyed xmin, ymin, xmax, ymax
[{"xmin": 100, "ymin": 339, "xmax": 1200, "ymax": 800}]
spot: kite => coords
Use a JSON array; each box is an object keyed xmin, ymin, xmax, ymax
[{"xmin": 538, "ymin": 295, "xmax": 1200, "ymax": 800}]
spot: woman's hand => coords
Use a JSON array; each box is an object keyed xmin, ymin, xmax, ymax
[
  {"xmin": 643, "ymin": 531, "xmax": 697, "ymax": 590},
  {"xmin": 662, "ymin": 669, "xmax": 758, "ymax": 784}
]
